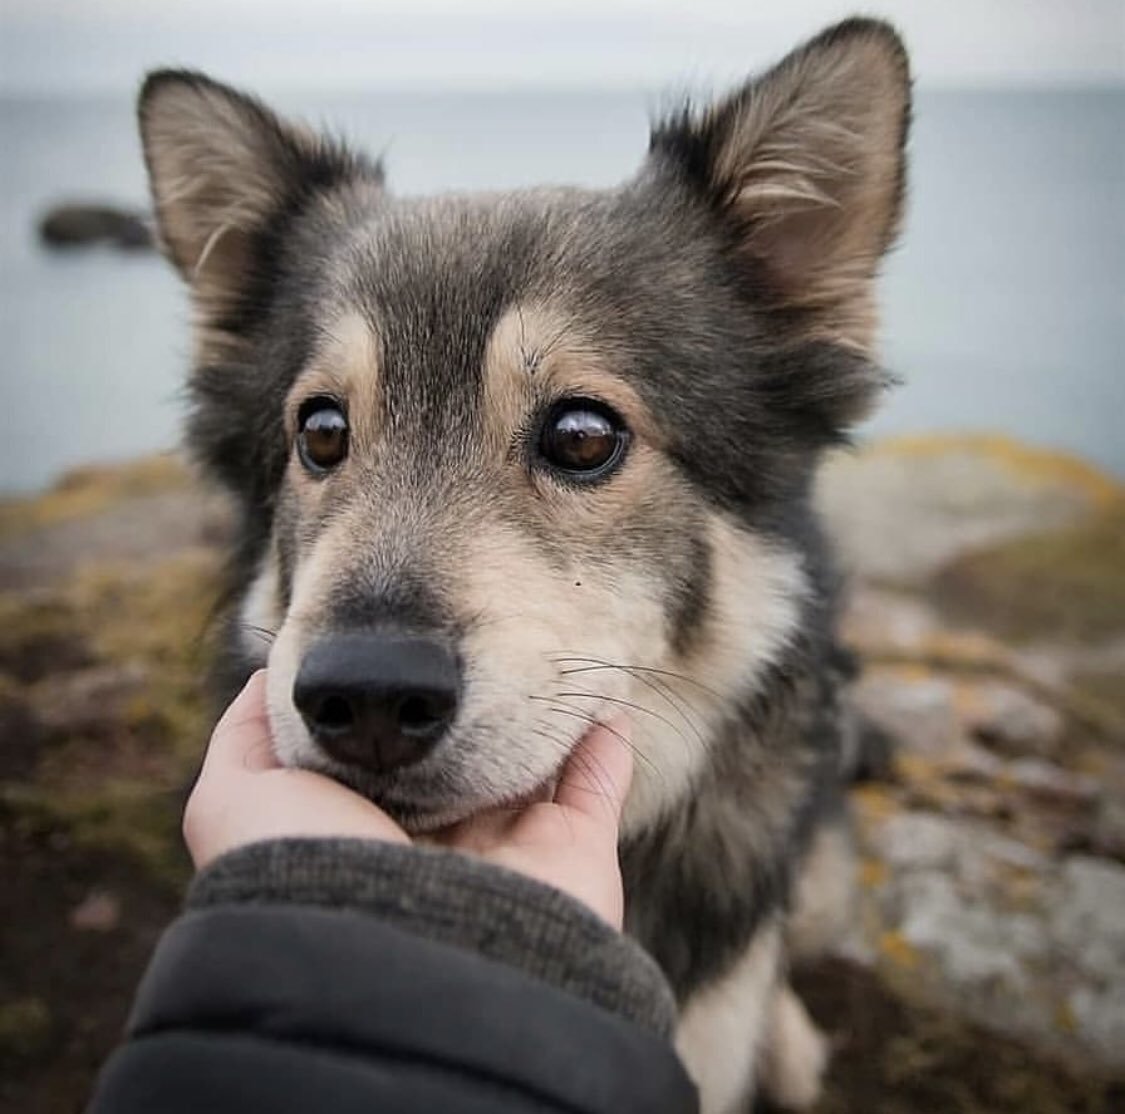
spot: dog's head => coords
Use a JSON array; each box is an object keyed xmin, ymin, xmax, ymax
[{"xmin": 139, "ymin": 19, "xmax": 909, "ymax": 831}]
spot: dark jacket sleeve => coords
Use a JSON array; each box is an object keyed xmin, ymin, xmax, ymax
[{"xmin": 87, "ymin": 839, "xmax": 697, "ymax": 1114}]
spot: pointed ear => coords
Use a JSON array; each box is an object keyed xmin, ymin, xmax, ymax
[
  {"xmin": 137, "ymin": 71, "xmax": 377, "ymax": 322},
  {"xmin": 650, "ymin": 18, "xmax": 910, "ymax": 350}
]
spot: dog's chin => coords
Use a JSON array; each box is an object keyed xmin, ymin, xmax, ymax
[
  {"xmin": 289, "ymin": 743, "xmax": 563, "ymax": 835},
  {"xmin": 356, "ymin": 767, "xmax": 565, "ymax": 834}
]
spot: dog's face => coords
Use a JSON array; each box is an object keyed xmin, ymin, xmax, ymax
[{"xmin": 140, "ymin": 19, "xmax": 909, "ymax": 831}]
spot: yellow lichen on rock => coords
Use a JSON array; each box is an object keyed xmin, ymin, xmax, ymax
[
  {"xmin": 0, "ymin": 454, "xmax": 192, "ymax": 539},
  {"xmin": 861, "ymin": 434, "xmax": 1122, "ymax": 509}
]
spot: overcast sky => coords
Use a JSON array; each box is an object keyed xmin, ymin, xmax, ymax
[{"xmin": 2, "ymin": 0, "xmax": 1122, "ymax": 94}]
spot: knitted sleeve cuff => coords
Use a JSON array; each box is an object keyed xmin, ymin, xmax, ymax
[{"xmin": 188, "ymin": 837, "xmax": 679, "ymax": 1037}]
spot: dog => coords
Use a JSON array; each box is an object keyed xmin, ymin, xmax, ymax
[{"xmin": 138, "ymin": 17, "xmax": 910, "ymax": 1111}]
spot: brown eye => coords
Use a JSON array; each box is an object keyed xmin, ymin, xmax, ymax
[
  {"xmin": 538, "ymin": 399, "xmax": 628, "ymax": 480},
  {"xmin": 297, "ymin": 398, "xmax": 349, "ymax": 473}
]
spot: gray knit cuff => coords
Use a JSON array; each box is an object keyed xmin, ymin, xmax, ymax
[{"xmin": 187, "ymin": 838, "xmax": 679, "ymax": 1037}]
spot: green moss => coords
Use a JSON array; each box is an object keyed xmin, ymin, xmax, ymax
[
  {"xmin": 2, "ymin": 781, "xmax": 190, "ymax": 893},
  {"xmin": 70, "ymin": 551, "xmax": 219, "ymax": 765},
  {"xmin": 0, "ymin": 996, "xmax": 52, "ymax": 1063},
  {"xmin": 1, "ymin": 549, "xmax": 219, "ymax": 892},
  {"xmin": 930, "ymin": 500, "xmax": 1125, "ymax": 643},
  {"xmin": 0, "ymin": 593, "xmax": 93, "ymax": 683}
]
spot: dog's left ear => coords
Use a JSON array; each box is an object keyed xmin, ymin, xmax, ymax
[
  {"xmin": 138, "ymin": 71, "xmax": 378, "ymax": 336},
  {"xmin": 650, "ymin": 18, "xmax": 910, "ymax": 352}
]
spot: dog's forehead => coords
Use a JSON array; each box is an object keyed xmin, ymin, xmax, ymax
[
  {"xmin": 304, "ymin": 189, "xmax": 650, "ymax": 425},
  {"xmin": 316, "ymin": 185, "xmax": 722, "ymax": 392},
  {"xmin": 310, "ymin": 197, "xmax": 522, "ymax": 411},
  {"xmin": 343, "ymin": 192, "xmax": 585, "ymax": 334}
]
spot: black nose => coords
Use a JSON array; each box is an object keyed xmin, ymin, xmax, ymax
[{"xmin": 293, "ymin": 632, "xmax": 461, "ymax": 774}]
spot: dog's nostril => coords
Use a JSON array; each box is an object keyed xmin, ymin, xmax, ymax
[
  {"xmin": 316, "ymin": 694, "xmax": 354, "ymax": 732},
  {"xmin": 397, "ymin": 693, "xmax": 448, "ymax": 736}
]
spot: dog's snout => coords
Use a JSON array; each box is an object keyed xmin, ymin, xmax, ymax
[{"xmin": 293, "ymin": 633, "xmax": 461, "ymax": 774}]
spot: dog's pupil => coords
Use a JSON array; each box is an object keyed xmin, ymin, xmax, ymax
[
  {"xmin": 301, "ymin": 405, "xmax": 348, "ymax": 467},
  {"xmin": 547, "ymin": 409, "xmax": 615, "ymax": 470}
]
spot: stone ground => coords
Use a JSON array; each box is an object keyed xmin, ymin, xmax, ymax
[{"xmin": 1, "ymin": 435, "xmax": 1123, "ymax": 1113}]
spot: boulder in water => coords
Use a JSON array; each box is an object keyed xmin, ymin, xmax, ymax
[{"xmin": 38, "ymin": 203, "xmax": 153, "ymax": 251}]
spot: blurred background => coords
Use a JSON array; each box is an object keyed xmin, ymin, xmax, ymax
[{"xmin": 1, "ymin": 3, "xmax": 1123, "ymax": 1113}]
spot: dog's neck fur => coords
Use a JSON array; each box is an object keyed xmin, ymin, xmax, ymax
[{"xmin": 621, "ymin": 584, "xmax": 842, "ymax": 1001}]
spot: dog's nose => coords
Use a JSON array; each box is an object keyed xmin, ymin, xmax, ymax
[{"xmin": 293, "ymin": 632, "xmax": 461, "ymax": 773}]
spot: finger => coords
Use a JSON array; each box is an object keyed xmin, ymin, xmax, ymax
[
  {"xmin": 554, "ymin": 716, "xmax": 633, "ymax": 829},
  {"xmin": 201, "ymin": 670, "xmax": 278, "ymax": 775},
  {"xmin": 435, "ymin": 809, "xmax": 512, "ymax": 852},
  {"xmin": 434, "ymin": 775, "xmax": 558, "ymax": 850}
]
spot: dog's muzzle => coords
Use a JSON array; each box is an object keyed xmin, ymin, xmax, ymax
[{"xmin": 293, "ymin": 631, "xmax": 461, "ymax": 774}]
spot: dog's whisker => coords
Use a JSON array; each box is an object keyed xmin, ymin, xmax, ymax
[
  {"xmin": 552, "ymin": 655, "xmax": 726, "ymax": 702},
  {"xmin": 548, "ymin": 687, "xmax": 702, "ymax": 754},
  {"xmin": 552, "ymin": 668, "xmax": 711, "ymax": 751},
  {"xmin": 529, "ymin": 696, "xmax": 661, "ymax": 779},
  {"xmin": 552, "ymin": 660, "xmax": 714, "ymax": 753}
]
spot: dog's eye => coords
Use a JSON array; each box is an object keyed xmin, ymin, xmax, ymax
[
  {"xmin": 538, "ymin": 399, "xmax": 628, "ymax": 480},
  {"xmin": 297, "ymin": 398, "xmax": 349, "ymax": 473}
]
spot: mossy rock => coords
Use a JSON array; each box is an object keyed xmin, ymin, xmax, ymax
[
  {"xmin": 797, "ymin": 958, "xmax": 1121, "ymax": 1114},
  {"xmin": 2, "ymin": 546, "xmax": 220, "ymax": 888},
  {"xmin": 0, "ymin": 455, "xmax": 191, "ymax": 540},
  {"xmin": 2, "ymin": 782, "xmax": 191, "ymax": 894},
  {"xmin": 0, "ymin": 593, "xmax": 95, "ymax": 683},
  {"xmin": 930, "ymin": 500, "xmax": 1125, "ymax": 644}
]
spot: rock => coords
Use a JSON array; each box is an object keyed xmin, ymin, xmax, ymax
[
  {"xmin": 930, "ymin": 498, "xmax": 1125, "ymax": 644},
  {"xmin": 1092, "ymin": 797, "xmax": 1125, "ymax": 861},
  {"xmin": 0, "ymin": 455, "xmax": 230, "ymax": 591},
  {"xmin": 962, "ymin": 827, "xmax": 1050, "ymax": 881},
  {"xmin": 1067, "ymin": 985, "xmax": 1125, "ymax": 1066},
  {"xmin": 961, "ymin": 681, "xmax": 1065, "ymax": 758},
  {"xmin": 1050, "ymin": 857, "xmax": 1125, "ymax": 981},
  {"xmin": 876, "ymin": 812, "xmax": 961, "ymax": 871},
  {"xmin": 38, "ymin": 203, "xmax": 152, "ymax": 250},
  {"xmin": 1050, "ymin": 857, "xmax": 1125, "ymax": 1067},
  {"xmin": 35, "ymin": 662, "xmax": 149, "ymax": 735},
  {"xmin": 898, "ymin": 869, "xmax": 1046, "ymax": 993},
  {"xmin": 944, "ymin": 740, "xmax": 1005, "ymax": 782},
  {"xmin": 69, "ymin": 890, "xmax": 121, "ymax": 933},
  {"xmin": 817, "ymin": 435, "xmax": 1115, "ymax": 583},
  {"xmin": 853, "ymin": 672, "xmax": 962, "ymax": 757},
  {"xmin": 840, "ymin": 586, "xmax": 942, "ymax": 653},
  {"xmin": 1006, "ymin": 758, "xmax": 1100, "ymax": 807}
]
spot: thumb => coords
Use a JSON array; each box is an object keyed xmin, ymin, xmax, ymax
[
  {"xmin": 553, "ymin": 717, "xmax": 633, "ymax": 831},
  {"xmin": 200, "ymin": 670, "xmax": 278, "ymax": 776}
]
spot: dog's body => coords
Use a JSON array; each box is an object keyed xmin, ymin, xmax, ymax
[{"xmin": 139, "ymin": 19, "xmax": 910, "ymax": 1111}]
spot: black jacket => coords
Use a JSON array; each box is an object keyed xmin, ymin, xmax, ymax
[{"xmin": 88, "ymin": 839, "xmax": 697, "ymax": 1113}]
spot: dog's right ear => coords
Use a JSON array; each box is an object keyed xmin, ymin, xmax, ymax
[
  {"xmin": 648, "ymin": 19, "xmax": 910, "ymax": 355},
  {"xmin": 138, "ymin": 71, "xmax": 376, "ymax": 317}
]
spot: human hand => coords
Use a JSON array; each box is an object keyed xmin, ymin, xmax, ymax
[
  {"xmin": 183, "ymin": 671, "xmax": 410, "ymax": 870},
  {"xmin": 184, "ymin": 671, "xmax": 634, "ymax": 929},
  {"xmin": 435, "ymin": 721, "xmax": 633, "ymax": 928}
]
